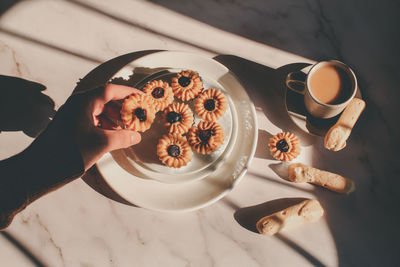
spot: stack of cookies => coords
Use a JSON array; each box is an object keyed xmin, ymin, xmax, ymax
[{"xmin": 120, "ymin": 70, "xmax": 228, "ymax": 168}]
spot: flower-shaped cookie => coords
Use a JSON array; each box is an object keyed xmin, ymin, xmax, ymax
[
  {"xmin": 171, "ymin": 70, "xmax": 203, "ymax": 101},
  {"xmin": 120, "ymin": 94, "xmax": 156, "ymax": 132},
  {"xmin": 142, "ymin": 80, "xmax": 174, "ymax": 112},
  {"xmin": 157, "ymin": 134, "xmax": 193, "ymax": 168},
  {"xmin": 195, "ymin": 88, "xmax": 227, "ymax": 121},
  {"xmin": 164, "ymin": 103, "xmax": 194, "ymax": 135},
  {"xmin": 269, "ymin": 132, "xmax": 301, "ymax": 162},
  {"xmin": 188, "ymin": 121, "xmax": 225, "ymax": 154}
]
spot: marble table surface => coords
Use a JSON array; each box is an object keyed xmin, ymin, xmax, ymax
[{"xmin": 0, "ymin": 0, "xmax": 399, "ymax": 266}]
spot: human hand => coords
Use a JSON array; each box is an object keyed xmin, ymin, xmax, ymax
[
  {"xmin": 71, "ymin": 84, "xmax": 142, "ymax": 170},
  {"xmin": 0, "ymin": 83, "xmax": 142, "ymax": 230}
]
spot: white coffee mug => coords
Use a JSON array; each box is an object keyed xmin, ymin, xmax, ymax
[{"xmin": 286, "ymin": 60, "xmax": 357, "ymax": 119}]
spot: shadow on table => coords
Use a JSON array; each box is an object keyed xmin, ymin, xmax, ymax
[
  {"xmin": 0, "ymin": 0, "xmax": 21, "ymax": 16},
  {"xmin": 225, "ymin": 185, "xmax": 351, "ymax": 267},
  {"xmin": 255, "ymin": 129, "xmax": 274, "ymax": 160},
  {"xmin": 232, "ymin": 198, "xmax": 326, "ymax": 267},
  {"xmin": 214, "ymin": 55, "xmax": 337, "ymax": 267},
  {"xmin": 82, "ymin": 165, "xmax": 136, "ymax": 207},
  {"xmin": 216, "ymin": 55, "xmax": 397, "ymax": 267},
  {"xmin": 214, "ymin": 55, "xmax": 316, "ymax": 147},
  {"xmin": 0, "ymin": 75, "xmax": 56, "ymax": 138},
  {"xmin": 234, "ymin": 197, "xmax": 307, "ymax": 233},
  {"xmin": 0, "ymin": 231, "xmax": 48, "ymax": 267}
]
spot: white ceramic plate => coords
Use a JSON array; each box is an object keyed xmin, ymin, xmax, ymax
[
  {"xmin": 117, "ymin": 69, "xmax": 238, "ymax": 184},
  {"xmin": 96, "ymin": 51, "xmax": 257, "ymax": 212}
]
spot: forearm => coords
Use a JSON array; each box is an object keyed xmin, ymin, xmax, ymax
[
  {"xmin": 0, "ymin": 106, "xmax": 85, "ymax": 230},
  {"xmin": 22, "ymin": 136, "xmax": 84, "ymax": 199},
  {"xmin": 0, "ymin": 153, "xmax": 29, "ymax": 224},
  {"xmin": 0, "ymin": 84, "xmax": 140, "ymax": 230}
]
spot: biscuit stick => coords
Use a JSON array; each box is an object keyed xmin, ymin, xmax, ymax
[
  {"xmin": 324, "ymin": 98, "xmax": 366, "ymax": 151},
  {"xmin": 288, "ymin": 163, "xmax": 355, "ymax": 194},
  {"xmin": 256, "ymin": 199, "xmax": 324, "ymax": 236}
]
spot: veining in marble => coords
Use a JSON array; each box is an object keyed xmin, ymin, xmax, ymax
[{"xmin": 0, "ymin": 0, "xmax": 399, "ymax": 266}]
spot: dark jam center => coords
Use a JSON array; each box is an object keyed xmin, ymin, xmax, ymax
[
  {"xmin": 151, "ymin": 87, "xmax": 165, "ymax": 98},
  {"xmin": 134, "ymin": 108, "xmax": 147, "ymax": 122},
  {"xmin": 166, "ymin": 111, "xmax": 182, "ymax": 123},
  {"xmin": 178, "ymin": 76, "xmax": 191, "ymax": 87},
  {"xmin": 198, "ymin": 129, "xmax": 212, "ymax": 143},
  {"xmin": 167, "ymin": 145, "xmax": 180, "ymax": 157},
  {"xmin": 204, "ymin": 99, "xmax": 216, "ymax": 111},
  {"xmin": 276, "ymin": 139, "xmax": 289, "ymax": 152}
]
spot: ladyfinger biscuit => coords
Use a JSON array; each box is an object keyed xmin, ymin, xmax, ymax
[
  {"xmin": 324, "ymin": 98, "xmax": 366, "ymax": 151},
  {"xmin": 256, "ymin": 199, "xmax": 324, "ymax": 236},
  {"xmin": 288, "ymin": 163, "xmax": 355, "ymax": 194}
]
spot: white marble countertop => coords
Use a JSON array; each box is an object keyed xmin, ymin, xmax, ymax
[{"xmin": 0, "ymin": 0, "xmax": 399, "ymax": 266}]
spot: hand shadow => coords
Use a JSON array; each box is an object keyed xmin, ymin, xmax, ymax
[
  {"xmin": 0, "ymin": 75, "xmax": 56, "ymax": 138},
  {"xmin": 214, "ymin": 55, "xmax": 316, "ymax": 146}
]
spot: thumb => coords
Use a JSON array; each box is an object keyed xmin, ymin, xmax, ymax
[{"xmin": 101, "ymin": 129, "xmax": 141, "ymax": 151}]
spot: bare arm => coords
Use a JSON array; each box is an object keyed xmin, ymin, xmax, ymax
[{"xmin": 0, "ymin": 84, "xmax": 141, "ymax": 230}]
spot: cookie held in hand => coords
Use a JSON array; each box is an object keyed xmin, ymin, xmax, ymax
[
  {"xmin": 120, "ymin": 93, "xmax": 156, "ymax": 132},
  {"xmin": 142, "ymin": 80, "xmax": 174, "ymax": 112}
]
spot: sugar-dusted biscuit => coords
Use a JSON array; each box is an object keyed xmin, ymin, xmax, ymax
[
  {"xmin": 324, "ymin": 98, "xmax": 366, "ymax": 151},
  {"xmin": 195, "ymin": 88, "xmax": 227, "ymax": 121},
  {"xmin": 288, "ymin": 163, "xmax": 355, "ymax": 194},
  {"xmin": 256, "ymin": 199, "xmax": 324, "ymax": 236}
]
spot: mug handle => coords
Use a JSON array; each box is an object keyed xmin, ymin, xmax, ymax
[{"xmin": 285, "ymin": 71, "xmax": 307, "ymax": 95}]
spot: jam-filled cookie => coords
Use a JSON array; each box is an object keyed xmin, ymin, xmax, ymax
[
  {"xmin": 157, "ymin": 134, "xmax": 193, "ymax": 168},
  {"xmin": 195, "ymin": 88, "xmax": 227, "ymax": 121},
  {"xmin": 142, "ymin": 80, "xmax": 174, "ymax": 112},
  {"xmin": 120, "ymin": 93, "xmax": 156, "ymax": 132},
  {"xmin": 188, "ymin": 121, "xmax": 225, "ymax": 154},
  {"xmin": 171, "ymin": 70, "xmax": 203, "ymax": 101},
  {"xmin": 164, "ymin": 103, "xmax": 194, "ymax": 135},
  {"xmin": 269, "ymin": 132, "xmax": 301, "ymax": 162}
]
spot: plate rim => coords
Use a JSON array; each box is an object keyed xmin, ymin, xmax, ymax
[{"xmin": 97, "ymin": 50, "xmax": 258, "ymax": 212}]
